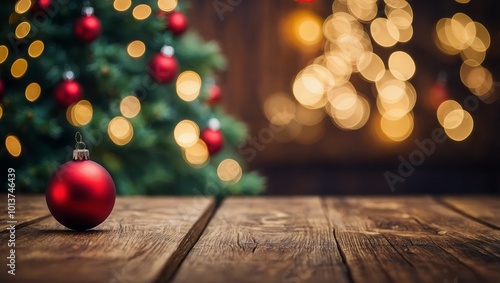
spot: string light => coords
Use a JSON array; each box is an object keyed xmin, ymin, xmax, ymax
[
  {"xmin": 28, "ymin": 40, "xmax": 44, "ymax": 58},
  {"xmin": 174, "ymin": 120, "xmax": 200, "ymax": 148},
  {"xmin": 120, "ymin": 96, "xmax": 141, "ymax": 118},
  {"xmin": 108, "ymin": 116, "xmax": 133, "ymax": 145},
  {"xmin": 0, "ymin": 45, "xmax": 8, "ymax": 64},
  {"xmin": 132, "ymin": 4, "xmax": 152, "ymax": 20},
  {"xmin": 217, "ymin": 159, "xmax": 242, "ymax": 184},
  {"xmin": 127, "ymin": 40, "xmax": 146, "ymax": 58},
  {"xmin": 113, "ymin": 0, "xmax": 132, "ymax": 12},
  {"xmin": 379, "ymin": 112, "xmax": 414, "ymax": 142},
  {"xmin": 388, "ymin": 51, "xmax": 415, "ymax": 81},
  {"xmin": 282, "ymin": 10, "xmax": 323, "ymax": 49},
  {"xmin": 15, "ymin": 0, "xmax": 32, "ymax": 14},
  {"xmin": 444, "ymin": 110, "xmax": 473, "ymax": 141},
  {"xmin": 5, "ymin": 135, "xmax": 22, "ymax": 157},
  {"xmin": 72, "ymin": 100, "xmax": 93, "ymax": 126},
  {"xmin": 25, "ymin": 82, "xmax": 41, "ymax": 102},
  {"xmin": 0, "ymin": 106, "xmax": 3, "ymax": 119},
  {"xmin": 15, "ymin": 22, "xmax": 30, "ymax": 39},
  {"xmin": 176, "ymin": 71, "xmax": 202, "ymax": 102},
  {"xmin": 183, "ymin": 139, "xmax": 209, "ymax": 167},
  {"xmin": 11, "ymin": 58, "xmax": 28, "ymax": 78},
  {"xmin": 158, "ymin": 0, "xmax": 178, "ymax": 12}
]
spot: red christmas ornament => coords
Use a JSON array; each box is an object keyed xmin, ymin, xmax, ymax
[
  {"xmin": 148, "ymin": 46, "xmax": 179, "ymax": 84},
  {"xmin": 73, "ymin": 7, "xmax": 101, "ymax": 44},
  {"xmin": 54, "ymin": 71, "xmax": 83, "ymax": 108},
  {"xmin": 0, "ymin": 79, "xmax": 5, "ymax": 100},
  {"xmin": 166, "ymin": 11, "xmax": 188, "ymax": 36},
  {"xmin": 207, "ymin": 84, "xmax": 221, "ymax": 106},
  {"xmin": 427, "ymin": 73, "xmax": 449, "ymax": 110},
  {"xmin": 32, "ymin": 0, "xmax": 52, "ymax": 13},
  {"xmin": 46, "ymin": 133, "xmax": 116, "ymax": 231},
  {"xmin": 200, "ymin": 118, "xmax": 224, "ymax": 155}
]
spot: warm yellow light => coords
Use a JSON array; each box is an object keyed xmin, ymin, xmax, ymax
[
  {"xmin": 297, "ymin": 19, "xmax": 322, "ymax": 45},
  {"xmin": 293, "ymin": 65, "xmax": 333, "ymax": 109},
  {"xmin": 398, "ymin": 25, "xmax": 413, "ymax": 43},
  {"xmin": 0, "ymin": 106, "xmax": 3, "ymax": 120},
  {"xmin": 435, "ymin": 18, "xmax": 460, "ymax": 55},
  {"xmin": 183, "ymin": 139, "xmax": 209, "ymax": 167},
  {"xmin": 282, "ymin": 10, "xmax": 323, "ymax": 48},
  {"xmin": 384, "ymin": 0, "xmax": 408, "ymax": 9},
  {"xmin": 380, "ymin": 112, "xmax": 414, "ymax": 142},
  {"xmin": 329, "ymin": 92, "xmax": 370, "ymax": 131},
  {"xmin": 108, "ymin": 116, "xmax": 133, "ymax": 146},
  {"xmin": 113, "ymin": 0, "xmax": 132, "ymax": 11},
  {"xmin": 132, "ymin": 4, "xmax": 152, "ymax": 20},
  {"xmin": 11, "ymin": 58, "xmax": 28, "ymax": 78},
  {"xmin": 470, "ymin": 22, "xmax": 490, "ymax": 52},
  {"xmin": 217, "ymin": 159, "xmax": 242, "ymax": 184},
  {"xmin": 455, "ymin": 0, "xmax": 470, "ymax": 3},
  {"xmin": 323, "ymin": 52, "xmax": 352, "ymax": 86},
  {"xmin": 28, "ymin": 40, "xmax": 44, "ymax": 58},
  {"xmin": 388, "ymin": 51, "xmax": 416, "ymax": 81},
  {"xmin": 15, "ymin": 22, "xmax": 30, "ymax": 39},
  {"xmin": 437, "ymin": 100, "xmax": 462, "ymax": 127},
  {"xmin": 0, "ymin": 45, "xmax": 9, "ymax": 64},
  {"xmin": 158, "ymin": 0, "xmax": 178, "ymax": 12},
  {"xmin": 444, "ymin": 110, "xmax": 473, "ymax": 141},
  {"xmin": 6, "ymin": 135, "xmax": 22, "ymax": 157},
  {"xmin": 443, "ymin": 109, "xmax": 464, "ymax": 130},
  {"xmin": 174, "ymin": 120, "xmax": 200, "ymax": 148},
  {"xmin": 176, "ymin": 71, "xmax": 202, "ymax": 102},
  {"xmin": 347, "ymin": 0, "xmax": 377, "ymax": 22},
  {"xmin": 66, "ymin": 103, "xmax": 76, "ymax": 126},
  {"xmin": 295, "ymin": 104, "xmax": 324, "ymax": 126},
  {"xmin": 357, "ymin": 51, "xmax": 385, "ymax": 82},
  {"xmin": 460, "ymin": 46, "xmax": 485, "ymax": 65},
  {"xmin": 15, "ymin": 0, "xmax": 32, "ymax": 14},
  {"xmin": 25, "ymin": 82, "xmax": 41, "ymax": 102},
  {"xmin": 120, "ymin": 96, "xmax": 141, "ymax": 118},
  {"xmin": 127, "ymin": 40, "xmax": 146, "ymax": 58},
  {"xmin": 388, "ymin": 8, "xmax": 413, "ymax": 29},
  {"xmin": 264, "ymin": 92, "xmax": 296, "ymax": 126},
  {"xmin": 370, "ymin": 18, "xmax": 399, "ymax": 47},
  {"xmin": 72, "ymin": 100, "xmax": 93, "ymax": 126}
]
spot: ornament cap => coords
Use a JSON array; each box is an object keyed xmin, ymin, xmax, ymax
[
  {"xmin": 82, "ymin": 6, "xmax": 94, "ymax": 16},
  {"xmin": 161, "ymin": 45, "xmax": 175, "ymax": 57},
  {"xmin": 207, "ymin": 117, "xmax": 220, "ymax": 130},
  {"xmin": 73, "ymin": 149, "xmax": 90, "ymax": 161},
  {"xmin": 62, "ymin": 70, "xmax": 75, "ymax": 81}
]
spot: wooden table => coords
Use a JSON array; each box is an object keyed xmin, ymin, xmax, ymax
[{"xmin": 1, "ymin": 195, "xmax": 499, "ymax": 283}]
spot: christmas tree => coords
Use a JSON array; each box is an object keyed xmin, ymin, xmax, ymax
[{"xmin": 0, "ymin": 0, "xmax": 264, "ymax": 195}]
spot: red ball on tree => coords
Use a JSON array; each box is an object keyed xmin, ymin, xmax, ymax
[
  {"xmin": 46, "ymin": 135, "xmax": 115, "ymax": 231},
  {"xmin": 73, "ymin": 7, "xmax": 101, "ymax": 44},
  {"xmin": 54, "ymin": 71, "xmax": 83, "ymax": 108},
  {"xmin": 166, "ymin": 11, "xmax": 188, "ymax": 36},
  {"xmin": 427, "ymin": 73, "xmax": 449, "ymax": 110},
  {"xmin": 207, "ymin": 84, "xmax": 221, "ymax": 106},
  {"xmin": 148, "ymin": 46, "xmax": 179, "ymax": 84},
  {"xmin": 32, "ymin": 0, "xmax": 52, "ymax": 13},
  {"xmin": 200, "ymin": 118, "xmax": 224, "ymax": 155}
]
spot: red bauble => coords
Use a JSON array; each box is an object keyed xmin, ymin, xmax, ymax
[
  {"xmin": 428, "ymin": 83, "xmax": 449, "ymax": 110},
  {"xmin": 46, "ymin": 153, "xmax": 116, "ymax": 231},
  {"xmin": 207, "ymin": 85, "xmax": 221, "ymax": 106},
  {"xmin": 73, "ymin": 8, "xmax": 101, "ymax": 43},
  {"xmin": 148, "ymin": 47, "xmax": 179, "ymax": 84},
  {"xmin": 166, "ymin": 11, "xmax": 188, "ymax": 36},
  {"xmin": 54, "ymin": 79, "xmax": 83, "ymax": 108},
  {"xmin": 201, "ymin": 128, "xmax": 224, "ymax": 155},
  {"xmin": 32, "ymin": 0, "xmax": 51, "ymax": 13},
  {"xmin": 0, "ymin": 79, "xmax": 5, "ymax": 100}
]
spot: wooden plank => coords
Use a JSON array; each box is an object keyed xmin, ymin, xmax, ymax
[
  {"xmin": 0, "ymin": 194, "xmax": 50, "ymax": 231},
  {"xmin": 323, "ymin": 196, "xmax": 500, "ymax": 283},
  {"xmin": 437, "ymin": 196, "xmax": 500, "ymax": 229},
  {"xmin": 172, "ymin": 197, "xmax": 350, "ymax": 283},
  {"xmin": 0, "ymin": 196, "xmax": 215, "ymax": 283}
]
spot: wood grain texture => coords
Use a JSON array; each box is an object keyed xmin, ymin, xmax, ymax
[
  {"xmin": 0, "ymin": 194, "xmax": 50, "ymax": 231},
  {"xmin": 322, "ymin": 196, "xmax": 500, "ymax": 283},
  {"xmin": 0, "ymin": 196, "xmax": 215, "ymax": 283},
  {"xmin": 437, "ymin": 196, "xmax": 500, "ymax": 229},
  {"xmin": 172, "ymin": 197, "xmax": 350, "ymax": 283}
]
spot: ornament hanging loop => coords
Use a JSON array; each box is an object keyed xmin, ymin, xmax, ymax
[{"xmin": 73, "ymin": 132, "xmax": 90, "ymax": 161}]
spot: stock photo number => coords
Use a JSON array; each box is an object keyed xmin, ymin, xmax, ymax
[{"xmin": 7, "ymin": 168, "xmax": 17, "ymax": 276}]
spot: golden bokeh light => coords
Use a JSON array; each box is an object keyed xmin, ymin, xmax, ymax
[
  {"xmin": 443, "ymin": 109, "xmax": 465, "ymax": 130},
  {"xmin": 108, "ymin": 116, "xmax": 134, "ymax": 146},
  {"xmin": 397, "ymin": 25, "xmax": 413, "ymax": 43},
  {"xmin": 295, "ymin": 123, "xmax": 325, "ymax": 145},
  {"xmin": 174, "ymin": 120, "xmax": 200, "ymax": 148},
  {"xmin": 15, "ymin": 0, "xmax": 32, "ymax": 14},
  {"xmin": 470, "ymin": 22, "xmax": 490, "ymax": 52},
  {"xmin": 460, "ymin": 63, "xmax": 493, "ymax": 97},
  {"xmin": 437, "ymin": 100, "xmax": 462, "ymax": 127},
  {"xmin": 322, "ymin": 52, "xmax": 352, "ymax": 86},
  {"xmin": 113, "ymin": 0, "xmax": 132, "ymax": 11},
  {"xmin": 293, "ymin": 65, "xmax": 334, "ymax": 109},
  {"xmin": 158, "ymin": 0, "xmax": 178, "ymax": 12},
  {"xmin": 25, "ymin": 82, "xmax": 41, "ymax": 102},
  {"xmin": 6, "ymin": 135, "xmax": 22, "ymax": 157},
  {"xmin": 444, "ymin": 110, "xmax": 473, "ymax": 141},
  {"xmin": 0, "ymin": 45, "xmax": 9, "ymax": 64},
  {"xmin": 176, "ymin": 71, "xmax": 202, "ymax": 102},
  {"xmin": 0, "ymin": 106, "xmax": 3, "ymax": 119},
  {"xmin": 380, "ymin": 112, "xmax": 414, "ymax": 142},
  {"xmin": 15, "ymin": 22, "xmax": 30, "ymax": 39},
  {"xmin": 347, "ymin": 0, "xmax": 378, "ymax": 23},
  {"xmin": 377, "ymin": 82, "xmax": 416, "ymax": 121},
  {"xmin": 455, "ymin": 0, "xmax": 470, "ymax": 3},
  {"xmin": 127, "ymin": 40, "xmax": 146, "ymax": 58},
  {"xmin": 132, "ymin": 4, "xmax": 152, "ymax": 20},
  {"xmin": 282, "ymin": 10, "xmax": 323, "ymax": 48},
  {"xmin": 72, "ymin": 100, "xmax": 93, "ymax": 126},
  {"xmin": 264, "ymin": 92, "xmax": 296, "ymax": 126},
  {"xmin": 120, "ymin": 96, "xmax": 141, "ymax": 118},
  {"xmin": 460, "ymin": 46, "xmax": 485, "ymax": 65},
  {"xmin": 357, "ymin": 51, "xmax": 385, "ymax": 82},
  {"xmin": 28, "ymin": 40, "xmax": 44, "ymax": 58},
  {"xmin": 11, "ymin": 58, "xmax": 28, "ymax": 78},
  {"xmin": 387, "ymin": 7, "xmax": 413, "ymax": 29},
  {"xmin": 329, "ymin": 93, "xmax": 370, "ymax": 131},
  {"xmin": 370, "ymin": 18, "xmax": 399, "ymax": 47},
  {"xmin": 183, "ymin": 139, "xmax": 209, "ymax": 167},
  {"xmin": 295, "ymin": 104, "xmax": 325, "ymax": 126},
  {"xmin": 384, "ymin": 0, "xmax": 409, "ymax": 9},
  {"xmin": 217, "ymin": 159, "xmax": 242, "ymax": 184},
  {"xmin": 388, "ymin": 51, "xmax": 416, "ymax": 81}
]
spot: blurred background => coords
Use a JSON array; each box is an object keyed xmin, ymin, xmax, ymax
[{"xmin": 188, "ymin": 0, "xmax": 500, "ymax": 195}]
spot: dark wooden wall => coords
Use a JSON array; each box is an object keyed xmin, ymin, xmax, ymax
[{"xmin": 188, "ymin": 0, "xmax": 500, "ymax": 194}]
